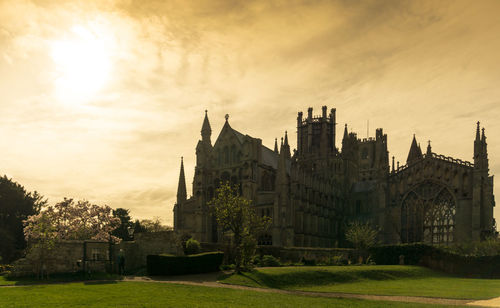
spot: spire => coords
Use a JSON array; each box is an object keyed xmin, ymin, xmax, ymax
[
  {"xmin": 476, "ymin": 121, "xmax": 481, "ymax": 141},
  {"xmin": 482, "ymin": 127, "xmax": 486, "ymax": 142},
  {"xmin": 177, "ymin": 157, "xmax": 187, "ymax": 203},
  {"xmin": 201, "ymin": 110, "xmax": 212, "ymax": 143},
  {"xmin": 343, "ymin": 124, "xmax": 348, "ymax": 139},
  {"xmin": 284, "ymin": 131, "xmax": 289, "ymax": 146},
  {"xmin": 426, "ymin": 140, "xmax": 432, "ymax": 156},
  {"xmin": 392, "ymin": 156, "xmax": 395, "ymax": 172},
  {"xmin": 274, "ymin": 138, "xmax": 279, "ymax": 154},
  {"xmin": 407, "ymin": 134, "xmax": 423, "ymax": 163}
]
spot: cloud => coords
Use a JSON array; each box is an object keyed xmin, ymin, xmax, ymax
[{"xmin": 1, "ymin": 0, "xmax": 500, "ymax": 222}]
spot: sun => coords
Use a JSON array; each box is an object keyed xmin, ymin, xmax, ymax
[{"xmin": 50, "ymin": 25, "xmax": 113, "ymax": 102}]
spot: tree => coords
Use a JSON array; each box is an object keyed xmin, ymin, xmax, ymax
[
  {"xmin": 137, "ymin": 217, "xmax": 172, "ymax": 233},
  {"xmin": 23, "ymin": 198, "xmax": 121, "ymax": 277},
  {"xmin": 0, "ymin": 175, "xmax": 46, "ymax": 262},
  {"xmin": 112, "ymin": 208, "xmax": 133, "ymax": 241},
  {"xmin": 345, "ymin": 221, "xmax": 379, "ymax": 251},
  {"xmin": 208, "ymin": 183, "xmax": 271, "ymax": 272}
]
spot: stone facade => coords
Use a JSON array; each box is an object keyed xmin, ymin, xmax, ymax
[{"xmin": 174, "ymin": 107, "xmax": 495, "ymax": 247}]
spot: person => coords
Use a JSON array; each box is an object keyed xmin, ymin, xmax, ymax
[{"xmin": 118, "ymin": 249, "xmax": 125, "ymax": 275}]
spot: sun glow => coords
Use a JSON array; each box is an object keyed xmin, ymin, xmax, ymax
[{"xmin": 50, "ymin": 25, "xmax": 113, "ymax": 102}]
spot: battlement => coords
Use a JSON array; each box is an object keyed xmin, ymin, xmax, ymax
[{"xmin": 391, "ymin": 152, "xmax": 473, "ymax": 175}]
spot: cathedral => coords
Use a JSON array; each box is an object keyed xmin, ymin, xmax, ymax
[{"xmin": 173, "ymin": 107, "xmax": 495, "ymax": 247}]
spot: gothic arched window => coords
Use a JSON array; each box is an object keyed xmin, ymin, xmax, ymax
[{"xmin": 401, "ymin": 181, "xmax": 456, "ymax": 245}]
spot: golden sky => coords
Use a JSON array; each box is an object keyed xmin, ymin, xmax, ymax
[{"xmin": 1, "ymin": 0, "xmax": 500, "ymax": 225}]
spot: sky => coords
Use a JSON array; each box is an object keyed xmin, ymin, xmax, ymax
[{"xmin": 1, "ymin": 0, "xmax": 500, "ymax": 225}]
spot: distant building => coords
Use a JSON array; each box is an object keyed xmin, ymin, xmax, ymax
[{"xmin": 174, "ymin": 107, "xmax": 495, "ymax": 247}]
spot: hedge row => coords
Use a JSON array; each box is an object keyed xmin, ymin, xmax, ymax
[
  {"xmin": 147, "ymin": 252, "xmax": 224, "ymax": 276},
  {"xmin": 425, "ymin": 249, "xmax": 500, "ymax": 278},
  {"xmin": 369, "ymin": 243, "xmax": 437, "ymax": 265},
  {"xmin": 369, "ymin": 243, "xmax": 500, "ymax": 278}
]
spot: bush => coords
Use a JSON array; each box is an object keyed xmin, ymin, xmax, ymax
[
  {"xmin": 147, "ymin": 252, "xmax": 224, "ymax": 276},
  {"xmin": 369, "ymin": 243, "xmax": 436, "ymax": 265},
  {"xmin": 261, "ymin": 255, "xmax": 281, "ymax": 267},
  {"xmin": 301, "ymin": 257, "xmax": 316, "ymax": 266},
  {"xmin": 184, "ymin": 238, "xmax": 201, "ymax": 255},
  {"xmin": 0, "ymin": 264, "xmax": 13, "ymax": 276}
]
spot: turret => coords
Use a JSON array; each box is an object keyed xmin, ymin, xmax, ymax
[
  {"xmin": 296, "ymin": 106, "xmax": 337, "ymax": 157},
  {"xmin": 201, "ymin": 110, "xmax": 212, "ymax": 144},
  {"xmin": 330, "ymin": 108, "xmax": 336, "ymax": 151},
  {"xmin": 177, "ymin": 157, "xmax": 187, "ymax": 204},
  {"xmin": 406, "ymin": 134, "xmax": 423, "ymax": 164},
  {"xmin": 474, "ymin": 122, "xmax": 489, "ymax": 171}
]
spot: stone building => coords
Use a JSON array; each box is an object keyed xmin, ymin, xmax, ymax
[{"xmin": 173, "ymin": 107, "xmax": 495, "ymax": 247}]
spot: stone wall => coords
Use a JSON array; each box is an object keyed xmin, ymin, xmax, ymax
[
  {"xmin": 12, "ymin": 240, "xmax": 110, "ymax": 277},
  {"xmin": 114, "ymin": 231, "xmax": 183, "ymax": 272}
]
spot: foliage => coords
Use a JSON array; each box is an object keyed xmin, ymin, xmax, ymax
[
  {"xmin": 147, "ymin": 252, "xmax": 224, "ymax": 275},
  {"xmin": 345, "ymin": 221, "xmax": 379, "ymax": 251},
  {"xmin": 369, "ymin": 243, "xmax": 435, "ymax": 265},
  {"xmin": 219, "ymin": 265, "xmax": 500, "ymax": 300},
  {"xmin": 22, "ymin": 198, "xmax": 121, "ymax": 278},
  {"xmin": 184, "ymin": 238, "xmax": 201, "ymax": 255},
  {"xmin": 132, "ymin": 219, "xmax": 146, "ymax": 233},
  {"xmin": 208, "ymin": 183, "xmax": 271, "ymax": 272},
  {"xmin": 112, "ymin": 208, "xmax": 133, "ymax": 241},
  {"xmin": 0, "ymin": 175, "xmax": 46, "ymax": 262},
  {"xmin": 136, "ymin": 217, "xmax": 172, "ymax": 233},
  {"xmin": 442, "ymin": 237, "xmax": 500, "ymax": 257},
  {"xmin": 260, "ymin": 255, "xmax": 281, "ymax": 267},
  {"xmin": 24, "ymin": 198, "xmax": 121, "ymax": 243}
]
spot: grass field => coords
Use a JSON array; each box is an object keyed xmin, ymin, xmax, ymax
[
  {"xmin": 0, "ymin": 273, "xmax": 121, "ymax": 286},
  {"xmin": 219, "ymin": 265, "xmax": 500, "ymax": 300},
  {"xmin": 0, "ymin": 281, "xmax": 455, "ymax": 307}
]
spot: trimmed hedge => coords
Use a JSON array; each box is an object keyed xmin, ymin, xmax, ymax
[
  {"xmin": 369, "ymin": 243, "xmax": 437, "ymax": 265},
  {"xmin": 369, "ymin": 243, "xmax": 500, "ymax": 278},
  {"xmin": 147, "ymin": 252, "xmax": 224, "ymax": 276},
  {"xmin": 425, "ymin": 249, "xmax": 500, "ymax": 278}
]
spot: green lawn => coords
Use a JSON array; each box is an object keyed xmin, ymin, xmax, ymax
[
  {"xmin": 0, "ymin": 281, "xmax": 455, "ymax": 307},
  {"xmin": 219, "ymin": 265, "xmax": 500, "ymax": 300},
  {"xmin": 0, "ymin": 273, "xmax": 121, "ymax": 286}
]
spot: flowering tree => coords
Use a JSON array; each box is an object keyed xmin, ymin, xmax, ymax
[
  {"xmin": 23, "ymin": 198, "xmax": 121, "ymax": 277},
  {"xmin": 24, "ymin": 198, "xmax": 121, "ymax": 243}
]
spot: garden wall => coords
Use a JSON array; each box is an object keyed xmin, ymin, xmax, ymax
[
  {"xmin": 114, "ymin": 231, "xmax": 183, "ymax": 272},
  {"xmin": 11, "ymin": 240, "xmax": 109, "ymax": 277}
]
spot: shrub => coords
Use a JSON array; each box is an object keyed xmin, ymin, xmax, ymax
[
  {"xmin": 369, "ymin": 243, "xmax": 436, "ymax": 265},
  {"xmin": 261, "ymin": 255, "xmax": 281, "ymax": 267},
  {"xmin": 184, "ymin": 238, "xmax": 201, "ymax": 255},
  {"xmin": 147, "ymin": 252, "xmax": 224, "ymax": 275},
  {"xmin": 328, "ymin": 255, "xmax": 345, "ymax": 266},
  {"xmin": 301, "ymin": 257, "xmax": 316, "ymax": 266},
  {"xmin": 0, "ymin": 264, "xmax": 13, "ymax": 276},
  {"xmin": 345, "ymin": 221, "xmax": 379, "ymax": 251}
]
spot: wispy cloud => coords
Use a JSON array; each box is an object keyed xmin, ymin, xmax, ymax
[{"xmin": 1, "ymin": 0, "xmax": 500, "ymax": 223}]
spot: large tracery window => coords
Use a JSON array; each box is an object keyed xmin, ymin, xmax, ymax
[{"xmin": 401, "ymin": 182, "xmax": 456, "ymax": 245}]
